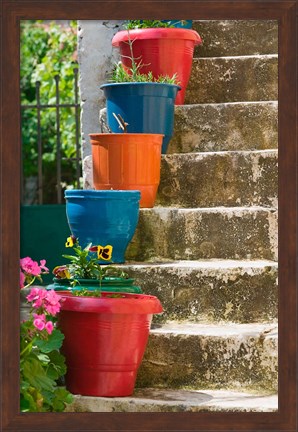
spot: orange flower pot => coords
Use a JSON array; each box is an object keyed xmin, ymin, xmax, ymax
[{"xmin": 89, "ymin": 133, "xmax": 163, "ymax": 208}]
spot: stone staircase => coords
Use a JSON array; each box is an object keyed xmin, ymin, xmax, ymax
[{"xmin": 68, "ymin": 19, "xmax": 278, "ymax": 412}]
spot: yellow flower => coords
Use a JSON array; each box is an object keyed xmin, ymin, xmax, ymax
[{"xmin": 65, "ymin": 236, "xmax": 76, "ymax": 248}]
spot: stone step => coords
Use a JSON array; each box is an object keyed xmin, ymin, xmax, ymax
[
  {"xmin": 193, "ymin": 20, "xmax": 278, "ymax": 57},
  {"xmin": 156, "ymin": 150, "xmax": 277, "ymax": 208},
  {"xmin": 185, "ymin": 55, "xmax": 278, "ymax": 104},
  {"xmin": 170, "ymin": 101, "xmax": 278, "ymax": 153},
  {"xmin": 121, "ymin": 260, "xmax": 278, "ymax": 324},
  {"xmin": 137, "ymin": 322, "xmax": 278, "ymax": 391},
  {"xmin": 126, "ymin": 206, "xmax": 277, "ymax": 262},
  {"xmin": 66, "ymin": 388, "xmax": 278, "ymax": 412}
]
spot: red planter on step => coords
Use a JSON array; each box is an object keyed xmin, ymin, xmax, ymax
[
  {"xmin": 112, "ymin": 28, "xmax": 202, "ymax": 105},
  {"xmin": 58, "ymin": 291, "xmax": 163, "ymax": 397}
]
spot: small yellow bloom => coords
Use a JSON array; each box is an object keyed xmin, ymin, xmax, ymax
[
  {"xmin": 65, "ymin": 236, "xmax": 75, "ymax": 248},
  {"xmin": 97, "ymin": 245, "xmax": 113, "ymax": 261}
]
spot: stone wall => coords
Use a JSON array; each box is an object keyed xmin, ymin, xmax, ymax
[{"xmin": 78, "ymin": 20, "xmax": 123, "ymax": 162}]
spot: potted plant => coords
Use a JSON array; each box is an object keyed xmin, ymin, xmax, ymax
[
  {"xmin": 100, "ymin": 43, "xmax": 181, "ymax": 154},
  {"xmin": 64, "ymin": 189, "xmax": 140, "ymax": 263},
  {"xmin": 112, "ymin": 20, "xmax": 202, "ymax": 105},
  {"xmin": 54, "ymin": 238, "xmax": 163, "ymax": 397},
  {"xmin": 90, "ymin": 113, "xmax": 163, "ymax": 208},
  {"xmin": 126, "ymin": 20, "xmax": 193, "ymax": 29},
  {"xmin": 20, "ymin": 286, "xmax": 73, "ymax": 411},
  {"xmin": 48, "ymin": 236, "xmax": 142, "ymax": 294}
]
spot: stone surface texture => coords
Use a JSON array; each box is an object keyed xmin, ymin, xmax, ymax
[
  {"xmin": 121, "ymin": 260, "xmax": 278, "ymax": 323},
  {"xmin": 66, "ymin": 388, "xmax": 278, "ymax": 412},
  {"xmin": 185, "ymin": 55, "xmax": 278, "ymax": 104},
  {"xmin": 194, "ymin": 20, "xmax": 278, "ymax": 57},
  {"xmin": 78, "ymin": 20, "xmax": 123, "ymax": 159}
]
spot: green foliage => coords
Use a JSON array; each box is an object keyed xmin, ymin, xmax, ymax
[
  {"xmin": 20, "ymin": 20, "xmax": 79, "ymax": 203},
  {"xmin": 20, "ymin": 316, "xmax": 73, "ymax": 412},
  {"xmin": 124, "ymin": 20, "xmax": 176, "ymax": 29},
  {"xmin": 111, "ymin": 62, "xmax": 179, "ymax": 84},
  {"xmin": 62, "ymin": 241, "xmax": 129, "ymax": 282}
]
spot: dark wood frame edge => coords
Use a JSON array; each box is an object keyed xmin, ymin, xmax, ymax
[{"xmin": 1, "ymin": 1, "xmax": 297, "ymax": 431}]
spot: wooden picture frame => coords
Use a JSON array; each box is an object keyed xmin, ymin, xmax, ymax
[{"xmin": 1, "ymin": 0, "xmax": 297, "ymax": 430}]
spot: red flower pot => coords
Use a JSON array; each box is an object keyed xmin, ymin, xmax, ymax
[
  {"xmin": 58, "ymin": 291, "xmax": 163, "ymax": 397},
  {"xmin": 112, "ymin": 28, "xmax": 202, "ymax": 105}
]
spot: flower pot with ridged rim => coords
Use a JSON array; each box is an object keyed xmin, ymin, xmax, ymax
[
  {"xmin": 58, "ymin": 291, "xmax": 163, "ymax": 397},
  {"xmin": 90, "ymin": 133, "xmax": 163, "ymax": 207},
  {"xmin": 112, "ymin": 28, "xmax": 202, "ymax": 105}
]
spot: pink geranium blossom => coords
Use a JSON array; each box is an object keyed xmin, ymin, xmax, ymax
[
  {"xmin": 44, "ymin": 290, "xmax": 62, "ymax": 316},
  {"xmin": 39, "ymin": 260, "xmax": 49, "ymax": 272},
  {"xmin": 20, "ymin": 257, "xmax": 41, "ymax": 276},
  {"xmin": 45, "ymin": 321, "xmax": 54, "ymax": 335},
  {"xmin": 33, "ymin": 318, "xmax": 45, "ymax": 331},
  {"xmin": 26, "ymin": 287, "xmax": 47, "ymax": 308}
]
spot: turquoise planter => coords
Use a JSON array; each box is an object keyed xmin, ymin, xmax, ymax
[
  {"xmin": 47, "ymin": 277, "xmax": 142, "ymax": 294},
  {"xmin": 100, "ymin": 82, "xmax": 180, "ymax": 154},
  {"xmin": 64, "ymin": 190, "xmax": 141, "ymax": 263}
]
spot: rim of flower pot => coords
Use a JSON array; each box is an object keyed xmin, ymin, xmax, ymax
[
  {"xmin": 89, "ymin": 132, "xmax": 164, "ymax": 141},
  {"xmin": 64, "ymin": 189, "xmax": 141, "ymax": 200},
  {"xmin": 59, "ymin": 291, "xmax": 163, "ymax": 314},
  {"xmin": 51, "ymin": 277, "xmax": 135, "ymax": 285},
  {"xmin": 100, "ymin": 82, "xmax": 181, "ymax": 91},
  {"xmin": 47, "ymin": 278, "xmax": 142, "ymax": 294},
  {"xmin": 112, "ymin": 28, "xmax": 202, "ymax": 45}
]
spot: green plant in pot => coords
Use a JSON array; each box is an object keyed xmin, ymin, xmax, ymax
[
  {"xmin": 124, "ymin": 20, "xmax": 193, "ymax": 29},
  {"xmin": 53, "ymin": 237, "xmax": 163, "ymax": 397},
  {"xmin": 48, "ymin": 235, "xmax": 142, "ymax": 294},
  {"xmin": 112, "ymin": 20, "xmax": 201, "ymax": 105},
  {"xmin": 100, "ymin": 34, "xmax": 181, "ymax": 154}
]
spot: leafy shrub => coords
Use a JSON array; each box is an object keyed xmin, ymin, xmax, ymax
[{"xmin": 20, "ymin": 20, "xmax": 80, "ymax": 203}]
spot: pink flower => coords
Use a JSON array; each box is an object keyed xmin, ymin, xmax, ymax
[
  {"xmin": 39, "ymin": 260, "xmax": 49, "ymax": 273},
  {"xmin": 45, "ymin": 321, "xmax": 54, "ymax": 335},
  {"xmin": 26, "ymin": 287, "xmax": 47, "ymax": 308},
  {"xmin": 44, "ymin": 290, "xmax": 62, "ymax": 315},
  {"xmin": 20, "ymin": 257, "xmax": 41, "ymax": 276},
  {"xmin": 20, "ymin": 271, "xmax": 25, "ymax": 289},
  {"xmin": 33, "ymin": 318, "xmax": 45, "ymax": 331},
  {"xmin": 33, "ymin": 313, "xmax": 46, "ymax": 321}
]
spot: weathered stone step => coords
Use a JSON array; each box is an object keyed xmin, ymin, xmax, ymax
[
  {"xmin": 170, "ymin": 101, "xmax": 278, "ymax": 153},
  {"xmin": 186, "ymin": 55, "xmax": 278, "ymax": 104},
  {"xmin": 156, "ymin": 150, "xmax": 277, "ymax": 208},
  {"xmin": 137, "ymin": 322, "xmax": 278, "ymax": 391},
  {"xmin": 66, "ymin": 388, "xmax": 278, "ymax": 412},
  {"xmin": 126, "ymin": 206, "xmax": 277, "ymax": 262},
  {"xmin": 193, "ymin": 20, "xmax": 278, "ymax": 58},
  {"xmin": 122, "ymin": 260, "xmax": 278, "ymax": 324}
]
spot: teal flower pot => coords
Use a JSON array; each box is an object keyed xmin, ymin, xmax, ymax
[
  {"xmin": 64, "ymin": 190, "xmax": 141, "ymax": 263},
  {"xmin": 47, "ymin": 277, "xmax": 142, "ymax": 294}
]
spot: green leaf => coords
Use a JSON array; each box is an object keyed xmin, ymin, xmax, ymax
[
  {"xmin": 22, "ymin": 357, "xmax": 55, "ymax": 391},
  {"xmin": 34, "ymin": 329, "xmax": 64, "ymax": 353}
]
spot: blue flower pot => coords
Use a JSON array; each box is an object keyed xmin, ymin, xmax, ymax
[
  {"xmin": 100, "ymin": 82, "xmax": 180, "ymax": 154},
  {"xmin": 64, "ymin": 190, "xmax": 141, "ymax": 264}
]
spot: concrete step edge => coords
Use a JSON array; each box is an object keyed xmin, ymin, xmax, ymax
[
  {"xmin": 66, "ymin": 388, "xmax": 278, "ymax": 412},
  {"xmin": 150, "ymin": 321, "xmax": 278, "ymax": 339},
  {"xmin": 123, "ymin": 259, "xmax": 278, "ymax": 271}
]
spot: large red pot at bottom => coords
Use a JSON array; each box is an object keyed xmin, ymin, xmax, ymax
[{"xmin": 58, "ymin": 291, "xmax": 163, "ymax": 397}]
